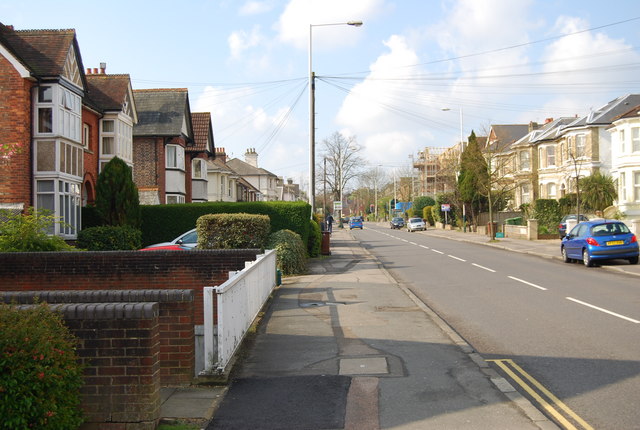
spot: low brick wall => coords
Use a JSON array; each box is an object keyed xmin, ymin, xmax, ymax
[
  {"xmin": 51, "ymin": 302, "xmax": 159, "ymax": 430},
  {"xmin": 0, "ymin": 249, "xmax": 260, "ymax": 325},
  {"xmin": 1, "ymin": 290, "xmax": 195, "ymax": 385}
]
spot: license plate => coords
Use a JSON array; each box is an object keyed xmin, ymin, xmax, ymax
[{"xmin": 606, "ymin": 240, "xmax": 624, "ymax": 246}]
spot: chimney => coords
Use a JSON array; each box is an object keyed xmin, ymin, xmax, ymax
[
  {"xmin": 244, "ymin": 148, "xmax": 258, "ymax": 167},
  {"xmin": 86, "ymin": 68, "xmax": 92, "ymax": 74},
  {"xmin": 93, "ymin": 68, "xmax": 98, "ymax": 74},
  {"xmin": 545, "ymin": 117, "xmax": 554, "ymax": 124},
  {"xmin": 215, "ymin": 147, "xmax": 227, "ymax": 163},
  {"xmin": 528, "ymin": 121, "xmax": 539, "ymax": 132},
  {"xmin": 100, "ymin": 62, "xmax": 106, "ymax": 74}
]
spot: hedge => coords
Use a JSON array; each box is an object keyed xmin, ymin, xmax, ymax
[{"xmin": 83, "ymin": 201, "xmax": 311, "ymax": 248}]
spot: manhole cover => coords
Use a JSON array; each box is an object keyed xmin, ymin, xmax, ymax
[{"xmin": 339, "ymin": 357, "xmax": 388, "ymax": 375}]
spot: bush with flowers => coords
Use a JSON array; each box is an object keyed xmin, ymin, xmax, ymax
[{"xmin": 0, "ymin": 303, "xmax": 84, "ymax": 429}]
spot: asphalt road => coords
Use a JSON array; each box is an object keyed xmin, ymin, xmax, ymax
[{"xmin": 355, "ymin": 224, "xmax": 640, "ymax": 430}]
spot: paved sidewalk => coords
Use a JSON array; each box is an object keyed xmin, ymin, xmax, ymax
[{"xmin": 204, "ymin": 228, "xmax": 557, "ymax": 429}]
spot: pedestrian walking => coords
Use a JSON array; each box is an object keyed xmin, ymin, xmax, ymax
[{"xmin": 326, "ymin": 214, "xmax": 334, "ymax": 233}]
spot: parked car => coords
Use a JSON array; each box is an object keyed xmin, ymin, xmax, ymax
[
  {"xmin": 558, "ymin": 214, "xmax": 589, "ymax": 238},
  {"xmin": 560, "ymin": 220, "xmax": 639, "ymax": 267},
  {"xmin": 407, "ymin": 217, "xmax": 426, "ymax": 232},
  {"xmin": 140, "ymin": 228, "xmax": 198, "ymax": 250},
  {"xmin": 349, "ymin": 216, "xmax": 364, "ymax": 230},
  {"xmin": 390, "ymin": 217, "xmax": 405, "ymax": 229}
]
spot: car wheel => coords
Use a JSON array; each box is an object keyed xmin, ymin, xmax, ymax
[
  {"xmin": 629, "ymin": 256, "xmax": 639, "ymax": 265},
  {"xmin": 582, "ymin": 249, "xmax": 594, "ymax": 267},
  {"xmin": 561, "ymin": 247, "xmax": 572, "ymax": 263}
]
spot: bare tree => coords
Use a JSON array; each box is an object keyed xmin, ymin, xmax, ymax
[{"xmin": 317, "ymin": 132, "xmax": 364, "ymax": 213}]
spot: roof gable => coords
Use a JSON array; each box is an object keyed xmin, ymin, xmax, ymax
[
  {"xmin": 86, "ymin": 73, "xmax": 137, "ymax": 122},
  {"xmin": 133, "ymin": 88, "xmax": 193, "ymax": 138},
  {"xmin": 191, "ymin": 112, "xmax": 215, "ymax": 153},
  {"xmin": 0, "ymin": 24, "xmax": 86, "ymax": 90}
]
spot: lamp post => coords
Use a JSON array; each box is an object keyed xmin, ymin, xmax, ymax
[
  {"xmin": 442, "ymin": 106, "xmax": 465, "ymax": 231},
  {"xmin": 309, "ymin": 20, "xmax": 362, "ymax": 217}
]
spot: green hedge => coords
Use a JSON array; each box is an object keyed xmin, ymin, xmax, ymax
[
  {"xmin": 267, "ymin": 229, "xmax": 307, "ymax": 275},
  {"xmin": 83, "ymin": 201, "xmax": 311, "ymax": 248},
  {"xmin": 197, "ymin": 213, "xmax": 270, "ymax": 249},
  {"xmin": 76, "ymin": 225, "xmax": 142, "ymax": 250},
  {"xmin": 0, "ymin": 303, "xmax": 84, "ymax": 429}
]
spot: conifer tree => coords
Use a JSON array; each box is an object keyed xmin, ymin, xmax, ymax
[{"xmin": 94, "ymin": 157, "xmax": 141, "ymax": 227}]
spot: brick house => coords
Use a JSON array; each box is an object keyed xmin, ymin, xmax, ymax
[
  {"xmin": 190, "ymin": 112, "xmax": 215, "ymax": 203},
  {"xmin": 0, "ymin": 24, "xmax": 87, "ymax": 238},
  {"xmin": 83, "ymin": 66, "xmax": 137, "ymax": 206},
  {"xmin": 133, "ymin": 88, "xmax": 194, "ymax": 205}
]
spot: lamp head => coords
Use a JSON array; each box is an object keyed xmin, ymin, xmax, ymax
[{"xmin": 347, "ymin": 21, "xmax": 363, "ymax": 27}]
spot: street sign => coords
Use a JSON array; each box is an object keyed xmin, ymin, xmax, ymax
[
  {"xmin": 441, "ymin": 204, "xmax": 450, "ymax": 212},
  {"xmin": 333, "ymin": 201, "xmax": 342, "ymax": 211}
]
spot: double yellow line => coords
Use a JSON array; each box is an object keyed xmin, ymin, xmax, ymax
[{"xmin": 487, "ymin": 359, "xmax": 593, "ymax": 430}]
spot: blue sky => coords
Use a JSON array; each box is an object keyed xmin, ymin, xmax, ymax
[{"xmin": 3, "ymin": 0, "xmax": 640, "ymax": 189}]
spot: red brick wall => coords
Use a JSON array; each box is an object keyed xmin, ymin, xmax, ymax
[
  {"xmin": 133, "ymin": 137, "xmax": 161, "ymax": 189},
  {"xmin": 0, "ymin": 249, "xmax": 259, "ymax": 325},
  {"xmin": 82, "ymin": 107, "xmax": 101, "ymax": 206},
  {"xmin": 61, "ymin": 302, "xmax": 161, "ymax": 430},
  {"xmin": 1, "ymin": 290, "xmax": 196, "ymax": 386},
  {"xmin": 0, "ymin": 55, "xmax": 34, "ymax": 206}
]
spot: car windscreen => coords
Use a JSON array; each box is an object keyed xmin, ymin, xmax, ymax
[
  {"xmin": 591, "ymin": 223, "xmax": 630, "ymax": 236},
  {"xmin": 409, "ymin": 218, "xmax": 422, "ymax": 223}
]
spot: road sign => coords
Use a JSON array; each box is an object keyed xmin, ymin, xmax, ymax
[
  {"xmin": 333, "ymin": 201, "xmax": 342, "ymax": 211},
  {"xmin": 441, "ymin": 204, "xmax": 450, "ymax": 211}
]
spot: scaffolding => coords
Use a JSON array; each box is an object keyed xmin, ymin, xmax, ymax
[{"xmin": 413, "ymin": 146, "xmax": 460, "ymax": 197}]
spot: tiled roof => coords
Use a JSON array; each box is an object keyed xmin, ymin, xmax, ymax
[
  {"xmin": 586, "ymin": 94, "xmax": 640, "ymax": 124},
  {"xmin": 191, "ymin": 112, "xmax": 213, "ymax": 152},
  {"xmin": 0, "ymin": 23, "xmax": 80, "ymax": 78},
  {"xmin": 133, "ymin": 88, "xmax": 191, "ymax": 137},
  {"xmin": 487, "ymin": 125, "xmax": 529, "ymax": 152},
  {"xmin": 226, "ymin": 158, "xmax": 277, "ymax": 177},
  {"xmin": 86, "ymin": 74, "xmax": 131, "ymax": 111}
]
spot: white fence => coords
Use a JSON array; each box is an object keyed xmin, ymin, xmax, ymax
[{"xmin": 201, "ymin": 249, "xmax": 277, "ymax": 375}]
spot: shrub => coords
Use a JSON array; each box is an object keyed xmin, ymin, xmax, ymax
[
  {"xmin": 423, "ymin": 205, "xmax": 435, "ymax": 225},
  {"xmin": 307, "ymin": 219, "xmax": 322, "ymax": 257},
  {"xmin": 0, "ymin": 208, "xmax": 75, "ymax": 252},
  {"xmin": 0, "ymin": 303, "xmax": 84, "ymax": 429},
  {"xmin": 76, "ymin": 225, "xmax": 142, "ymax": 250},
  {"xmin": 94, "ymin": 156, "xmax": 141, "ymax": 227},
  {"xmin": 197, "ymin": 213, "xmax": 270, "ymax": 249},
  {"xmin": 532, "ymin": 199, "xmax": 561, "ymax": 234},
  {"xmin": 267, "ymin": 229, "xmax": 306, "ymax": 275}
]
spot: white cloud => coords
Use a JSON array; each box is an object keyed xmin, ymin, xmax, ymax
[
  {"xmin": 227, "ymin": 25, "xmax": 264, "ymax": 59},
  {"xmin": 239, "ymin": 1, "xmax": 274, "ymax": 16}
]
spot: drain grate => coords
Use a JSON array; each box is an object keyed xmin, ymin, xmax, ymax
[{"xmin": 299, "ymin": 301, "xmax": 344, "ymax": 308}]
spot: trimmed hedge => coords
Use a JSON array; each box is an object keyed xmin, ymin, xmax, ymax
[
  {"xmin": 76, "ymin": 225, "xmax": 142, "ymax": 250},
  {"xmin": 197, "ymin": 213, "xmax": 270, "ymax": 249},
  {"xmin": 307, "ymin": 218, "xmax": 321, "ymax": 257},
  {"xmin": 267, "ymin": 229, "xmax": 307, "ymax": 275},
  {"xmin": 0, "ymin": 303, "xmax": 84, "ymax": 429},
  {"xmin": 83, "ymin": 201, "xmax": 311, "ymax": 248}
]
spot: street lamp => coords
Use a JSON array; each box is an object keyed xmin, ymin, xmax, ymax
[
  {"xmin": 309, "ymin": 20, "xmax": 362, "ymax": 217},
  {"xmin": 442, "ymin": 106, "xmax": 466, "ymax": 231}
]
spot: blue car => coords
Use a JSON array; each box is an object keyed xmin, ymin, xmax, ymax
[
  {"xmin": 561, "ymin": 220, "xmax": 639, "ymax": 267},
  {"xmin": 349, "ymin": 216, "xmax": 364, "ymax": 230}
]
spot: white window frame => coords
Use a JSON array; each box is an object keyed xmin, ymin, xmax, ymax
[
  {"xmin": 192, "ymin": 158, "xmax": 207, "ymax": 179},
  {"xmin": 620, "ymin": 172, "xmax": 627, "ymax": 202},
  {"xmin": 575, "ymin": 134, "xmax": 586, "ymax": 157},
  {"xmin": 546, "ymin": 146, "xmax": 556, "ymax": 167},
  {"xmin": 519, "ymin": 151, "xmax": 530, "ymax": 170},
  {"xmin": 620, "ymin": 129, "xmax": 626, "ymax": 153},
  {"xmin": 166, "ymin": 144, "xmax": 185, "ymax": 170},
  {"xmin": 632, "ymin": 127, "xmax": 640, "ymax": 153},
  {"xmin": 166, "ymin": 194, "xmax": 185, "ymax": 204},
  {"xmin": 634, "ymin": 171, "xmax": 640, "ymax": 202}
]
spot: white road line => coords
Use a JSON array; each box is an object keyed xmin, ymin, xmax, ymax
[
  {"xmin": 508, "ymin": 276, "xmax": 547, "ymax": 291},
  {"xmin": 472, "ymin": 263, "xmax": 496, "ymax": 272},
  {"xmin": 409, "ymin": 241, "xmax": 417, "ymax": 245},
  {"xmin": 419, "ymin": 245, "xmax": 429, "ymax": 250},
  {"xmin": 431, "ymin": 249, "xmax": 444, "ymax": 254},
  {"xmin": 566, "ymin": 297, "xmax": 640, "ymax": 324},
  {"xmin": 401, "ymin": 239, "xmax": 409, "ymax": 242},
  {"xmin": 448, "ymin": 255, "xmax": 466, "ymax": 262}
]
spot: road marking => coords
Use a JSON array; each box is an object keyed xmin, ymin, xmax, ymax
[
  {"xmin": 566, "ymin": 297, "xmax": 640, "ymax": 324},
  {"xmin": 419, "ymin": 245, "xmax": 429, "ymax": 250},
  {"xmin": 409, "ymin": 241, "xmax": 417, "ymax": 245},
  {"xmin": 448, "ymin": 254, "xmax": 466, "ymax": 262},
  {"xmin": 508, "ymin": 276, "xmax": 547, "ymax": 291},
  {"xmin": 431, "ymin": 249, "xmax": 444, "ymax": 254},
  {"xmin": 401, "ymin": 239, "xmax": 409, "ymax": 242},
  {"xmin": 472, "ymin": 263, "xmax": 495, "ymax": 272},
  {"xmin": 487, "ymin": 359, "xmax": 593, "ymax": 430}
]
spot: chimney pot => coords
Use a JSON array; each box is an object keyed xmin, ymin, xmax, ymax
[
  {"xmin": 86, "ymin": 68, "xmax": 92, "ymax": 74},
  {"xmin": 93, "ymin": 68, "xmax": 98, "ymax": 74},
  {"xmin": 100, "ymin": 62, "xmax": 106, "ymax": 74}
]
